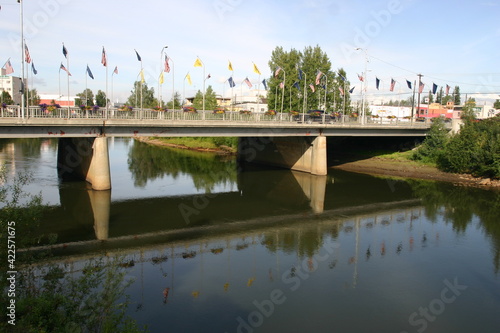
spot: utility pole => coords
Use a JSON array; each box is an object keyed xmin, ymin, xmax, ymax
[{"xmin": 416, "ymin": 74, "xmax": 423, "ymax": 118}]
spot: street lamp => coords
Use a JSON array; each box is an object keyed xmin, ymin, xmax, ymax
[{"xmin": 355, "ymin": 48, "xmax": 368, "ymax": 125}]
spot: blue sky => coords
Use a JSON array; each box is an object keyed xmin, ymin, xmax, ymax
[{"xmin": 1, "ymin": 0, "xmax": 499, "ymax": 104}]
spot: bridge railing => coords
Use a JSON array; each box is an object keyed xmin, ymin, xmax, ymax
[{"xmin": 1, "ymin": 106, "xmax": 439, "ymax": 127}]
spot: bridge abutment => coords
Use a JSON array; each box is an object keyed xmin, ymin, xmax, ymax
[
  {"xmin": 238, "ymin": 136, "xmax": 327, "ymax": 176},
  {"xmin": 57, "ymin": 136, "xmax": 111, "ymax": 190}
]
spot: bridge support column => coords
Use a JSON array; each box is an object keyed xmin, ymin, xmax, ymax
[
  {"xmin": 57, "ymin": 136, "xmax": 111, "ymax": 190},
  {"xmin": 238, "ymin": 135, "xmax": 327, "ymax": 176}
]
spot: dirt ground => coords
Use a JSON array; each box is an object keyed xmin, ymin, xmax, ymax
[{"xmin": 332, "ymin": 156, "xmax": 500, "ymax": 190}]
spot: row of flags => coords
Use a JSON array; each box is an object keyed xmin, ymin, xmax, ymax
[{"xmin": 372, "ymin": 76, "xmax": 452, "ymax": 95}]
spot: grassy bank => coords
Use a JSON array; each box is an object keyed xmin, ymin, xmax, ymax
[{"xmin": 151, "ymin": 137, "xmax": 238, "ymax": 153}]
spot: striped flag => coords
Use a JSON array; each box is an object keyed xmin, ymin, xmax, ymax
[
  {"xmin": 279, "ymin": 81, "xmax": 284, "ymax": 89},
  {"xmin": 113, "ymin": 66, "xmax": 118, "ymax": 74},
  {"xmin": 244, "ymin": 77, "xmax": 252, "ymax": 88},
  {"xmin": 164, "ymin": 56, "xmax": 170, "ymax": 73},
  {"xmin": 309, "ymin": 83, "xmax": 315, "ymax": 92},
  {"xmin": 390, "ymin": 78, "xmax": 396, "ymax": 92},
  {"xmin": 358, "ymin": 73, "xmax": 364, "ymax": 82},
  {"xmin": 275, "ymin": 66, "xmax": 282, "ymax": 77},
  {"xmin": 445, "ymin": 84, "xmax": 450, "ymax": 95},
  {"xmin": 4, "ymin": 59, "xmax": 14, "ymax": 74},
  {"xmin": 419, "ymin": 81, "xmax": 425, "ymax": 94},
  {"xmin": 101, "ymin": 47, "xmax": 107, "ymax": 67},
  {"xmin": 24, "ymin": 44, "xmax": 31, "ymax": 64},
  {"xmin": 60, "ymin": 63, "xmax": 71, "ymax": 76},
  {"xmin": 338, "ymin": 86, "xmax": 344, "ymax": 96},
  {"xmin": 86, "ymin": 65, "xmax": 94, "ymax": 79},
  {"xmin": 315, "ymin": 70, "xmax": 323, "ymax": 85}
]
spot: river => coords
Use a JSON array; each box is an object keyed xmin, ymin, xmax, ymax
[{"xmin": 1, "ymin": 138, "xmax": 499, "ymax": 333}]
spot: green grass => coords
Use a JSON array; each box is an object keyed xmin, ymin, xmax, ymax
[{"xmin": 154, "ymin": 137, "xmax": 238, "ymax": 151}]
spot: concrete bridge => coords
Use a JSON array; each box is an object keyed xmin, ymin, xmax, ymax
[{"xmin": 0, "ymin": 107, "xmax": 437, "ymax": 190}]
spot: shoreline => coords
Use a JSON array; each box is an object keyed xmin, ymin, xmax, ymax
[
  {"xmin": 135, "ymin": 137, "xmax": 237, "ymax": 155},
  {"xmin": 332, "ymin": 156, "xmax": 500, "ymax": 190}
]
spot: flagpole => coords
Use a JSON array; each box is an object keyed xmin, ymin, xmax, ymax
[
  {"xmin": 160, "ymin": 46, "xmax": 168, "ymax": 108},
  {"xmin": 417, "ymin": 74, "xmax": 423, "ymax": 119},
  {"xmin": 85, "ymin": 65, "xmax": 88, "ymax": 106},
  {"xmin": 20, "ymin": 1, "xmax": 25, "ymax": 119},
  {"xmin": 64, "ymin": 43, "xmax": 70, "ymax": 117},
  {"xmin": 105, "ymin": 47, "xmax": 108, "ymax": 118}
]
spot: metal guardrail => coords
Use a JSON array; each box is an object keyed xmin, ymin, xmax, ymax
[{"xmin": 0, "ymin": 106, "xmax": 436, "ymax": 127}]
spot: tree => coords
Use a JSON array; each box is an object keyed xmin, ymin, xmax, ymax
[
  {"xmin": 75, "ymin": 89, "xmax": 94, "ymax": 106},
  {"xmin": 166, "ymin": 91, "xmax": 182, "ymax": 110},
  {"xmin": 436, "ymin": 87, "xmax": 443, "ymax": 104},
  {"xmin": 493, "ymin": 99, "xmax": 500, "ymax": 109},
  {"xmin": 192, "ymin": 85, "xmax": 217, "ymax": 110},
  {"xmin": 453, "ymin": 86, "xmax": 461, "ymax": 105},
  {"xmin": 441, "ymin": 95, "xmax": 453, "ymax": 105},
  {"xmin": 1, "ymin": 91, "xmax": 14, "ymax": 105},
  {"xmin": 126, "ymin": 81, "xmax": 158, "ymax": 108},
  {"xmin": 26, "ymin": 88, "xmax": 40, "ymax": 106},
  {"xmin": 95, "ymin": 90, "xmax": 108, "ymax": 107}
]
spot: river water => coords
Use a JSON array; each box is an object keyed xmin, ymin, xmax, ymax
[{"xmin": 1, "ymin": 138, "xmax": 499, "ymax": 333}]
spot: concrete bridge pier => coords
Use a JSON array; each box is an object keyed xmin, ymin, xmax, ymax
[
  {"xmin": 57, "ymin": 136, "xmax": 111, "ymax": 190},
  {"xmin": 238, "ymin": 135, "xmax": 327, "ymax": 176}
]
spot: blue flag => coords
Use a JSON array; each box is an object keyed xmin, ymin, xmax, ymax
[
  {"xmin": 31, "ymin": 62, "xmax": 37, "ymax": 75},
  {"xmin": 349, "ymin": 86, "xmax": 355, "ymax": 94},
  {"xmin": 86, "ymin": 65, "xmax": 94, "ymax": 79},
  {"xmin": 338, "ymin": 72, "xmax": 346, "ymax": 81},
  {"xmin": 432, "ymin": 83, "xmax": 438, "ymax": 94},
  {"xmin": 228, "ymin": 76, "xmax": 236, "ymax": 88},
  {"xmin": 298, "ymin": 69, "xmax": 303, "ymax": 80},
  {"xmin": 293, "ymin": 82, "xmax": 300, "ymax": 90},
  {"xmin": 376, "ymin": 77, "xmax": 380, "ymax": 90},
  {"xmin": 62, "ymin": 44, "xmax": 68, "ymax": 58},
  {"xmin": 406, "ymin": 80, "xmax": 412, "ymax": 89},
  {"xmin": 135, "ymin": 49, "xmax": 142, "ymax": 62},
  {"xmin": 262, "ymin": 79, "xmax": 267, "ymax": 90}
]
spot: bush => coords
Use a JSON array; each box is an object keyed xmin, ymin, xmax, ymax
[{"xmin": 411, "ymin": 117, "xmax": 449, "ymax": 163}]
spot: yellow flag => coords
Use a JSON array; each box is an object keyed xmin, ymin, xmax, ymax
[
  {"xmin": 159, "ymin": 71, "xmax": 164, "ymax": 85},
  {"xmin": 140, "ymin": 69, "xmax": 145, "ymax": 83},
  {"xmin": 253, "ymin": 63, "xmax": 261, "ymax": 75},
  {"xmin": 228, "ymin": 60, "xmax": 233, "ymax": 72},
  {"xmin": 194, "ymin": 58, "xmax": 203, "ymax": 67},
  {"xmin": 186, "ymin": 72, "xmax": 192, "ymax": 85}
]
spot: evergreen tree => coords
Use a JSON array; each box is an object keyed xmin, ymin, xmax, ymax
[
  {"xmin": 192, "ymin": 85, "xmax": 217, "ymax": 110},
  {"xmin": 0, "ymin": 91, "xmax": 14, "ymax": 105},
  {"xmin": 493, "ymin": 99, "xmax": 500, "ymax": 109},
  {"xmin": 95, "ymin": 90, "xmax": 108, "ymax": 107},
  {"xmin": 167, "ymin": 91, "xmax": 182, "ymax": 109},
  {"xmin": 126, "ymin": 81, "xmax": 158, "ymax": 108},
  {"xmin": 453, "ymin": 86, "xmax": 461, "ymax": 105},
  {"xmin": 75, "ymin": 89, "xmax": 94, "ymax": 106}
]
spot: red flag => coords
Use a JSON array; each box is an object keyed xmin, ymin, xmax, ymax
[
  {"xmin": 113, "ymin": 66, "xmax": 118, "ymax": 74},
  {"xmin": 315, "ymin": 71, "xmax": 323, "ymax": 85},
  {"xmin": 164, "ymin": 56, "xmax": 170, "ymax": 73},
  {"xmin": 279, "ymin": 81, "xmax": 284, "ymax": 89},
  {"xmin": 60, "ymin": 63, "xmax": 71, "ymax": 76},
  {"xmin": 445, "ymin": 84, "xmax": 450, "ymax": 95},
  {"xmin": 357, "ymin": 73, "xmax": 364, "ymax": 82},
  {"xmin": 244, "ymin": 77, "xmax": 252, "ymax": 88},
  {"xmin": 101, "ymin": 47, "xmax": 107, "ymax": 67},
  {"xmin": 4, "ymin": 59, "xmax": 14, "ymax": 74},
  {"xmin": 390, "ymin": 79, "xmax": 396, "ymax": 92},
  {"xmin": 338, "ymin": 86, "xmax": 344, "ymax": 96},
  {"xmin": 419, "ymin": 81, "xmax": 425, "ymax": 94},
  {"xmin": 309, "ymin": 83, "xmax": 315, "ymax": 92},
  {"xmin": 25, "ymin": 44, "xmax": 31, "ymax": 64}
]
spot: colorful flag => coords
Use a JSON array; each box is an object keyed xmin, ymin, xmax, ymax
[
  {"xmin": 298, "ymin": 68, "xmax": 303, "ymax": 80},
  {"xmin": 432, "ymin": 83, "xmax": 438, "ymax": 94},
  {"xmin": 186, "ymin": 72, "xmax": 192, "ymax": 85},
  {"xmin": 228, "ymin": 60, "xmax": 233, "ymax": 72},
  {"xmin": 31, "ymin": 62, "xmax": 37, "ymax": 75},
  {"xmin": 358, "ymin": 73, "xmax": 364, "ymax": 82},
  {"xmin": 349, "ymin": 86, "xmax": 355, "ymax": 94},
  {"xmin": 24, "ymin": 44, "xmax": 31, "ymax": 64},
  {"xmin": 309, "ymin": 83, "xmax": 315, "ymax": 92},
  {"xmin": 86, "ymin": 65, "xmax": 94, "ymax": 79},
  {"xmin": 101, "ymin": 47, "xmax": 107, "ymax": 67},
  {"xmin": 4, "ymin": 59, "xmax": 14, "ymax": 74},
  {"xmin": 275, "ymin": 67, "xmax": 282, "ymax": 77},
  {"xmin": 194, "ymin": 57, "xmax": 203, "ymax": 67},
  {"xmin": 262, "ymin": 79, "xmax": 267, "ymax": 90},
  {"xmin": 140, "ymin": 69, "xmax": 145, "ymax": 83},
  {"xmin": 60, "ymin": 63, "xmax": 71, "ymax": 76},
  {"xmin": 419, "ymin": 81, "xmax": 425, "ymax": 94},
  {"xmin": 253, "ymin": 63, "xmax": 261, "ymax": 75},
  {"xmin": 406, "ymin": 80, "xmax": 412, "ymax": 89},
  {"xmin": 375, "ymin": 77, "xmax": 380, "ymax": 90},
  {"xmin": 228, "ymin": 76, "xmax": 236, "ymax": 88},
  {"xmin": 315, "ymin": 70, "xmax": 323, "ymax": 85},
  {"xmin": 135, "ymin": 49, "xmax": 141, "ymax": 61},
  {"xmin": 338, "ymin": 86, "xmax": 344, "ymax": 95},
  {"xmin": 244, "ymin": 77, "xmax": 252, "ymax": 88},
  {"xmin": 164, "ymin": 56, "xmax": 170, "ymax": 73},
  {"xmin": 113, "ymin": 66, "xmax": 118, "ymax": 74},
  {"xmin": 159, "ymin": 71, "xmax": 164, "ymax": 85},
  {"xmin": 62, "ymin": 44, "xmax": 68, "ymax": 58},
  {"xmin": 279, "ymin": 81, "xmax": 284, "ymax": 89},
  {"xmin": 445, "ymin": 84, "xmax": 450, "ymax": 95},
  {"xmin": 293, "ymin": 82, "xmax": 300, "ymax": 90},
  {"xmin": 390, "ymin": 78, "xmax": 396, "ymax": 92}
]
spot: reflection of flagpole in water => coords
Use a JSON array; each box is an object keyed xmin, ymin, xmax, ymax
[
  {"xmin": 353, "ymin": 217, "xmax": 360, "ymax": 288},
  {"xmin": 224, "ymin": 238, "xmax": 231, "ymax": 292},
  {"xmin": 247, "ymin": 235, "xmax": 256, "ymax": 287}
]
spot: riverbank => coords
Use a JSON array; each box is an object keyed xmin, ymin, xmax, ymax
[
  {"xmin": 136, "ymin": 137, "xmax": 237, "ymax": 155},
  {"xmin": 332, "ymin": 155, "xmax": 500, "ymax": 189}
]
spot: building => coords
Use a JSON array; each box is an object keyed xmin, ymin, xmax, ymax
[
  {"xmin": 0, "ymin": 71, "xmax": 22, "ymax": 105},
  {"xmin": 38, "ymin": 94, "xmax": 76, "ymax": 107}
]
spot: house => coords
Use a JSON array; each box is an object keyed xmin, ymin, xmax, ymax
[{"xmin": 0, "ymin": 73, "xmax": 23, "ymax": 105}]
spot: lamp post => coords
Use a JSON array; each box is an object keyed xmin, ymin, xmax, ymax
[{"xmin": 355, "ymin": 48, "xmax": 368, "ymax": 125}]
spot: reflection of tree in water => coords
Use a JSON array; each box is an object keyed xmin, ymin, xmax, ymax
[
  {"xmin": 0, "ymin": 138, "xmax": 57, "ymax": 160},
  {"xmin": 127, "ymin": 140, "xmax": 237, "ymax": 191},
  {"xmin": 409, "ymin": 179, "xmax": 500, "ymax": 274}
]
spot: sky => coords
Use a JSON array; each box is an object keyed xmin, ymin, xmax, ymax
[{"xmin": 1, "ymin": 0, "xmax": 499, "ymax": 105}]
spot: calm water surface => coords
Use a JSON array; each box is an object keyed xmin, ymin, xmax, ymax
[{"xmin": 1, "ymin": 138, "xmax": 499, "ymax": 333}]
